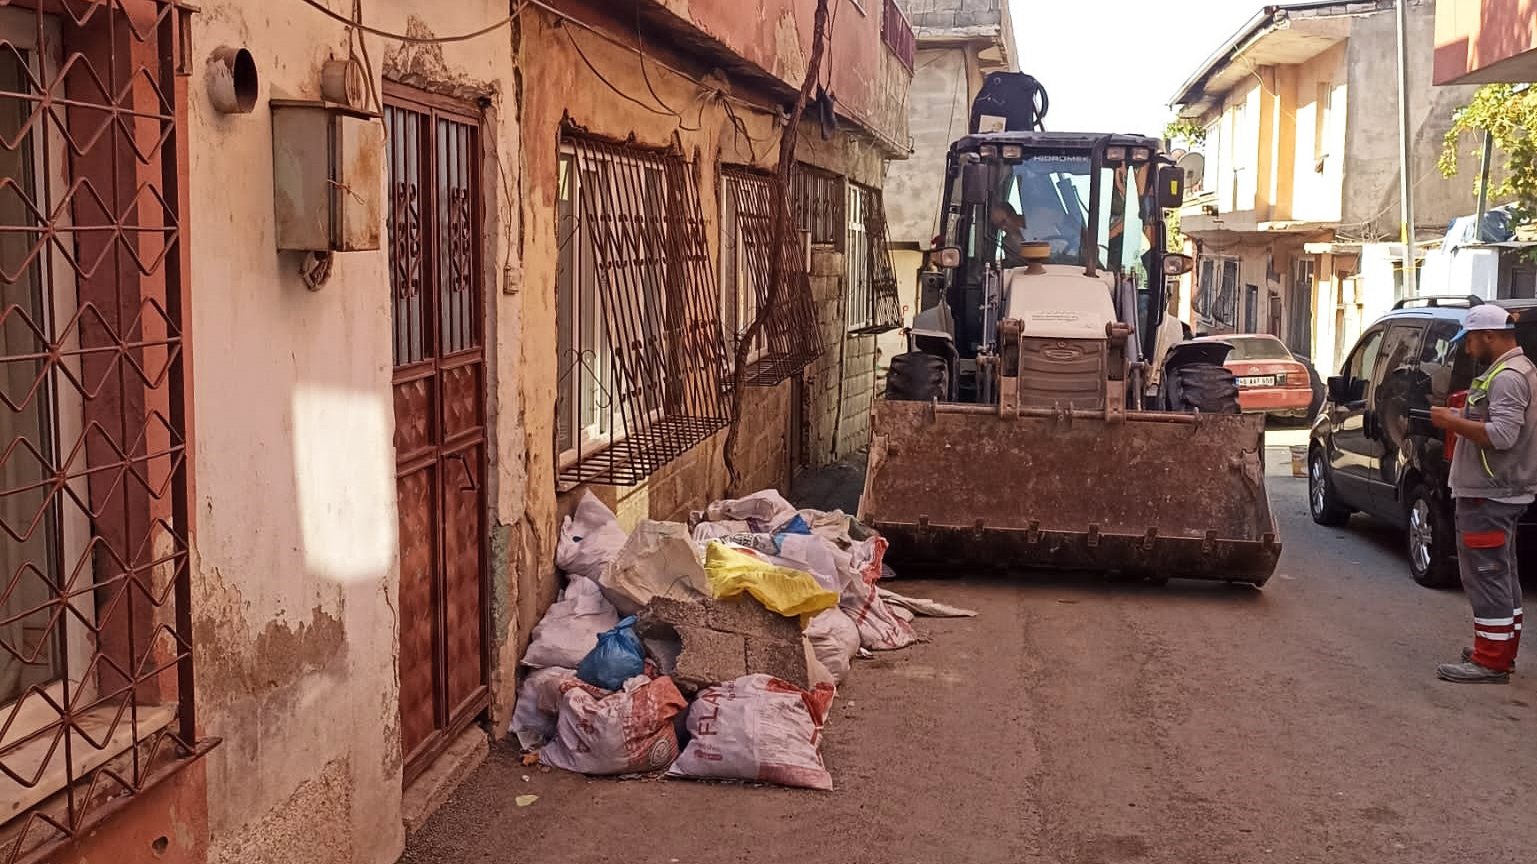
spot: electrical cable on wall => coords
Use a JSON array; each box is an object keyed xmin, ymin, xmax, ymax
[{"xmin": 295, "ymin": 0, "xmax": 522, "ymax": 43}]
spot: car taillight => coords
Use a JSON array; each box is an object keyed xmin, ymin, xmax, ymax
[{"xmin": 1447, "ymin": 389, "xmax": 1469, "ymax": 458}]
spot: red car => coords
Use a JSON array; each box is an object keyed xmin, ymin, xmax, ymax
[{"xmin": 1195, "ymin": 333, "xmax": 1314, "ymax": 418}]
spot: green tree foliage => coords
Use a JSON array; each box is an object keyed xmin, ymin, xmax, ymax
[
  {"xmin": 1163, "ymin": 119, "xmax": 1207, "ymax": 149},
  {"xmin": 1161, "ymin": 119, "xmax": 1202, "ymax": 252},
  {"xmin": 1439, "ymin": 84, "xmax": 1537, "ymax": 222}
]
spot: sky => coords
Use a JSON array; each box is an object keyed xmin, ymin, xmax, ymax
[{"xmin": 1007, "ymin": 0, "xmax": 1262, "ymax": 138}]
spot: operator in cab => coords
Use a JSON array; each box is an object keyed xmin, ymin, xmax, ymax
[
  {"xmin": 990, "ymin": 201, "xmax": 1077, "ymax": 267},
  {"xmin": 1429, "ymin": 305, "xmax": 1537, "ymax": 684}
]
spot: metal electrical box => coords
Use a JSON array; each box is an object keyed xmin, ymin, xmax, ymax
[{"xmin": 271, "ymin": 99, "xmax": 382, "ymax": 252}]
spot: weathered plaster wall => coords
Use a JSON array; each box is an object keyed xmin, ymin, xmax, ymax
[
  {"xmin": 1343, "ymin": 2, "xmax": 1482, "ymax": 236},
  {"xmin": 186, "ymin": 3, "xmax": 519, "ymax": 864},
  {"xmin": 648, "ymin": 0, "xmax": 910, "ymax": 148},
  {"xmin": 1289, "ymin": 44, "xmax": 1349, "ymax": 225},
  {"xmin": 886, "ymin": 46, "xmax": 968, "ymax": 246},
  {"xmin": 1433, "ymin": 0, "xmax": 1537, "ymax": 84}
]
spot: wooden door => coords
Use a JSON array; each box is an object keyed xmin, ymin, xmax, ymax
[{"xmin": 385, "ymin": 86, "xmax": 489, "ymax": 783}]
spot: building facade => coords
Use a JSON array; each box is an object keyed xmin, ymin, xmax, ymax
[
  {"xmin": 1171, "ymin": 0, "xmax": 1481, "ymax": 376},
  {"xmin": 884, "ymin": 0, "xmax": 1016, "ymax": 324},
  {"xmin": 0, "ymin": 1, "xmax": 911, "ymax": 864}
]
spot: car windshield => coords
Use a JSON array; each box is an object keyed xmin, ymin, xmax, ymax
[{"xmin": 1224, "ymin": 337, "xmax": 1292, "ymax": 361}]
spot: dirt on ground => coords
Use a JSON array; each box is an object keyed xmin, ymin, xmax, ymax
[{"xmin": 400, "ymin": 472, "xmax": 1537, "ymax": 864}]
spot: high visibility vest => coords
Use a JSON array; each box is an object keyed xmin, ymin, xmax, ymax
[{"xmin": 1468, "ymin": 361, "xmax": 1510, "ymax": 477}]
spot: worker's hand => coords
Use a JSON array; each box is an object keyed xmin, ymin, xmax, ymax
[{"xmin": 1430, "ymin": 406, "xmax": 1460, "ymax": 429}]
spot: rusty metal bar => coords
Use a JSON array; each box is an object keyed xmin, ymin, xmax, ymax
[
  {"xmin": 881, "ymin": 0, "xmax": 915, "ymax": 70},
  {"xmin": 723, "ymin": 166, "xmax": 821, "ymax": 388},
  {"xmin": 558, "ymin": 136, "xmax": 731, "ymax": 487},
  {"xmin": 0, "ymin": 3, "xmax": 211, "ymax": 861},
  {"xmin": 789, "ymin": 162, "xmax": 844, "ymax": 248},
  {"xmin": 930, "ymin": 403, "xmax": 1207, "ymax": 425},
  {"xmin": 849, "ymin": 184, "xmax": 902, "ymax": 336}
]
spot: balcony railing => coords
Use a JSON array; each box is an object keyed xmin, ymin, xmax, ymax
[{"xmin": 882, "ymin": 0, "xmax": 915, "ymax": 70}]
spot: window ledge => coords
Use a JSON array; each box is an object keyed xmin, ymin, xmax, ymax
[{"xmin": 0, "ymin": 703, "xmax": 176, "ymax": 824}]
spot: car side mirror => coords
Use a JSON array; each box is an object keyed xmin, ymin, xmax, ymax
[
  {"xmin": 1157, "ymin": 164, "xmax": 1185, "ymax": 209},
  {"xmin": 1327, "ymin": 375, "xmax": 1350, "ymax": 404}
]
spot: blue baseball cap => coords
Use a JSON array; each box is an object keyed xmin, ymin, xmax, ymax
[{"xmin": 1451, "ymin": 304, "xmax": 1515, "ymax": 344}]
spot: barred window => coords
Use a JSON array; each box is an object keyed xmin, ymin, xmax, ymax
[
  {"xmin": 556, "ymin": 137, "xmax": 731, "ymax": 488},
  {"xmin": 790, "ymin": 163, "xmax": 844, "ymax": 248},
  {"xmin": 721, "ymin": 167, "xmax": 821, "ymax": 387},
  {"xmin": 846, "ymin": 184, "xmax": 902, "ymax": 335},
  {"xmin": 0, "ymin": 4, "xmax": 208, "ymax": 860}
]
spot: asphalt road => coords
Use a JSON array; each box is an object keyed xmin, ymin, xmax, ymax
[{"xmin": 400, "ymin": 467, "xmax": 1537, "ymax": 864}]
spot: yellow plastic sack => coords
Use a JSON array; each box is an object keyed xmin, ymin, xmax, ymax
[{"xmin": 704, "ymin": 541, "xmax": 840, "ymax": 625}]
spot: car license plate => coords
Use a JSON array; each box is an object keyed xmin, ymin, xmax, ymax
[{"xmin": 1237, "ymin": 375, "xmax": 1276, "ymax": 387}]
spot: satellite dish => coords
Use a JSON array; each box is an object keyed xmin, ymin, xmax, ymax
[{"xmin": 1176, "ymin": 151, "xmax": 1206, "ymax": 192}]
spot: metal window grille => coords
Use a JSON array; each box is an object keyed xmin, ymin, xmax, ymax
[
  {"xmin": 723, "ymin": 167, "xmax": 821, "ymax": 387},
  {"xmin": 789, "ymin": 163, "xmax": 843, "ymax": 248},
  {"xmin": 556, "ymin": 136, "xmax": 731, "ymax": 488},
  {"xmin": 1217, "ymin": 259, "xmax": 1241, "ymax": 327},
  {"xmin": 881, "ymin": 0, "xmax": 915, "ymax": 71},
  {"xmin": 0, "ymin": 4, "xmax": 212, "ymax": 862},
  {"xmin": 846, "ymin": 184, "xmax": 901, "ymax": 336},
  {"xmin": 1195, "ymin": 258, "xmax": 1215, "ymax": 317}
]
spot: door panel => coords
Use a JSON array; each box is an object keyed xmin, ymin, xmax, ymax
[
  {"xmin": 1372, "ymin": 322, "xmax": 1428, "ymax": 512},
  {"xmin": 1331, "ymin": 327, "xmax": 1385, "ymax": 506},
  {"xmin": 387, "ymin": 89, "xmax": 489, "ymax": 784}
]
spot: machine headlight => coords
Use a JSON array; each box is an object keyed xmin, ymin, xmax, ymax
[
  {"xmin": 978, "ymin": 144, "xmax": 998, "ymax": 160},
  {"xmin": 1105, "ymin": 146, "xmax": 1127, "ymax": 161},
  {"xmin": 1001, "ymin": 144, "xmax": 1023, "ymax": 161}
]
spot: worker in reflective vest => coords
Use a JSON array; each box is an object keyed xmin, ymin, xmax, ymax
[{"xmin": 1431, "ymin": 305, "xmax": 1537, "ymax": 683}]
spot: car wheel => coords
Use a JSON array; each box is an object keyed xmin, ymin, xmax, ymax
[
  {"xmin": 1308, "ymin": 448, "xmax": 1351, "ymax": 527},
  {"xmin": 1406, "ymin": 484, "xmax": 1459, "ymax": 589}
]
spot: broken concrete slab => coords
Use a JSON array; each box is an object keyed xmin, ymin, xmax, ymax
[
  {"xmin": 672, "ymin": 627, "xmax": 748, "ymax": 694},
  {"xmin": 704, "ymin": 596, "xmax": 800, "ymax": 643},
  {"xmin": 636, "ymin": 594, "xmax": 810, "ymax": 693}
]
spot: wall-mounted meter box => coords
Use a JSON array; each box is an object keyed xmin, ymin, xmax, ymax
[{"xmin": 271, "ymin": 99, "xmax": 383, "ymax": 253}]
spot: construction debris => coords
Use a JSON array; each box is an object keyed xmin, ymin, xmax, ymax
[{"xmin": 522, "ymin": 488, "xmax": 975, "ymax": 790}]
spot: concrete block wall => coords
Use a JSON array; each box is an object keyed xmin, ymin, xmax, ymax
[{"xmin": 802, "ymin": 248, "xmax": 880, "ymax": 469}]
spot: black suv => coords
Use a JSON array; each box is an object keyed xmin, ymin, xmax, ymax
[{"xmin": 1308, "ymin": 296, "xmax": 1537, "ymax": 587}]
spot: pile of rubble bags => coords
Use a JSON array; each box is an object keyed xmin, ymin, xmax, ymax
[{"xmin": 511, "ymin": 489, "xmax": 974, "ymax": 790}]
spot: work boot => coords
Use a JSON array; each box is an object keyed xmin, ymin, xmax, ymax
[
  {"xmin": 1437, "ymin": 660, "xmax": 1511, "ymax": 684},
  {"xmin": 1457, "ymin": 642, "xmax": 1518, "ymax": 670}
]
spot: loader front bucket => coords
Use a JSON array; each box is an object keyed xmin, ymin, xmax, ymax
[{"xmin": 859, "ymin": 401, "xmax": 1281, "ymax": 585}]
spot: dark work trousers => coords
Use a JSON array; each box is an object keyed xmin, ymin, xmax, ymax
[{"xmin": 1456, "ymin": 497, "xmax": 1526, "ymax": 672}]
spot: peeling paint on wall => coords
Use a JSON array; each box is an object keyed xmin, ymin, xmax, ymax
[{"xmin": 207, "ymin": 759, "xmax": 354, "ymax": 864}]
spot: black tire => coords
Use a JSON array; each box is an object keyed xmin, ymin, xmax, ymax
[
  {"xmin": 1405, "ymin": 483, "xmax": 1460, "ymax": 588},
  {"xmin": 1308, "ymin": 447, "xmax": 1351, "ymax": 527},
  {"xmin": 1168, "ymin": 361, "xmax": 1240, "ymax": 414},
  {"xmin": 885, "ymin": 351, "xmax": 948, "ymax": 402}
]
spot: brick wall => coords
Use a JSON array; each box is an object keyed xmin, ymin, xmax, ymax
[
  {"xmin": 802, "ymin": 248, "xmax": 879, "ymax": 469},
  {"xmin": 577, "ymin": 380, "xmax": 793, "ymax": 528}
]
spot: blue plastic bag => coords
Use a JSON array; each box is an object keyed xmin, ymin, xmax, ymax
[{"xmin": 576, "ymin": 615, "xmax": 645, "ymax": 691}]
